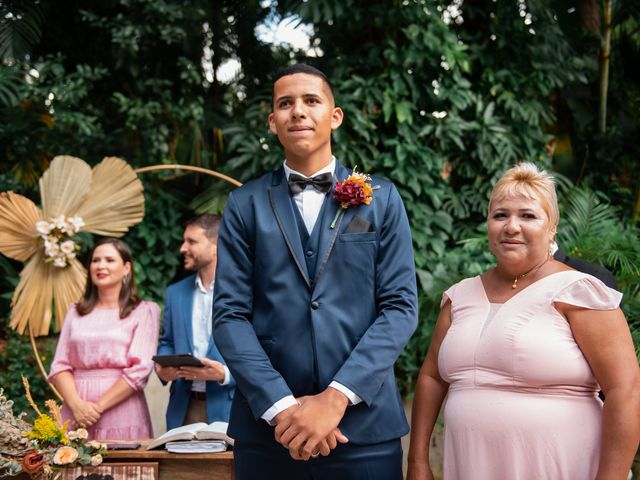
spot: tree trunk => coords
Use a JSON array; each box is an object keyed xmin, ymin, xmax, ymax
[{"xmin": 599, "ymin": 0, "xmax": 613, "ymax": 134}]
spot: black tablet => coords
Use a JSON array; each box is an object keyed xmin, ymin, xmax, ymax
[{"xmin": 152, "ymin": 354, "xmax": 204, "ymax": 367}]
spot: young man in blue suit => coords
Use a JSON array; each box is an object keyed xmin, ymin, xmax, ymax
[
  {"xmin": 156, "ymin": 214, "xmax": 234, "ymax": 430},
  {"xmin": 213, "ymin": 64, "xmax": 418, "ymax": 479}
]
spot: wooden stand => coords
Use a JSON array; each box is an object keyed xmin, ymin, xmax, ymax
[{"xmin": 105, "ymin": 441, "xmax": 234, "ymax": 480}]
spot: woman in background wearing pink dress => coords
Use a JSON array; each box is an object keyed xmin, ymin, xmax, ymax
[
  {"xmin": 407, "ymin": 163, "xmax": 640, "ymax": 480},
  {"xmin": 48, "ymin": 237, "xmax": 160, "ymax": 440}
]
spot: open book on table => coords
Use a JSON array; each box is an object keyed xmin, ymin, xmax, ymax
[
  {"xmin": 146, "ymin": 421, "xmax": 234, "ymax": 450},
  {"xmin": 165, "ymin": 440, "xmax": 228, "ymax": 454}
]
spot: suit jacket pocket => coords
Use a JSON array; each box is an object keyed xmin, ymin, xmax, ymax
[
  {"xmin": 338, "ymin": 231, "xmax": 376, "ymax": 243},
  {"xmin": 345, "ymin": 215, "xmax": 374, "ymax": 233}
]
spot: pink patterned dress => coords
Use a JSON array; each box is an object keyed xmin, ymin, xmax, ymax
[
  {"xmin": 438, "ymin": 270, "xmax": 622, "ymax": 479},
  {"xmin": 48, "ymin": 301, "xmax": 160, "ymax": 440}
]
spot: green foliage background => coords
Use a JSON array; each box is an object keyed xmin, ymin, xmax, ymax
[{"xmin": 1, "ymin": 0, "xmax": 639, "ymax": 407}]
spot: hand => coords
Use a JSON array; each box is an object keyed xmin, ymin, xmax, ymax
[
  {"xmin": 155, "ymin": 364, "xmax": 180, "ymax": 382},
  {"xmin": 68, "ymin": 398, "xmax": 102, "ymax": 428},
  {"xmin": 274, "ymin": 388, "xmax": 349, "ymax": 461},
  {"xmin": 309, "ymin": 428, "xmax": 349, "ymax": 459},
  {"xmin": 178, "ymin": 358, "xmax": 226, "ymax": 382}
]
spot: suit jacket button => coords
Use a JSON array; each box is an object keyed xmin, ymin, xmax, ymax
[
  {"xmin": 311, "ymin": 301, "xmax": 319, "ymax": 310},
  {"xmin": 306, "ymin": 250, "xmax": 314, "ymax": 257}
]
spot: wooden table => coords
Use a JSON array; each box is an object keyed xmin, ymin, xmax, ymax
[{"xmin": 105, "ymin": 441, "xmax": 234, "ymax": 480}]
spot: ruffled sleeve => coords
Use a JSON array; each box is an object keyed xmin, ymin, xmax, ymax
[
  {"xmin": 441, "ymin": 284, "xmax": 456, "ymax": 308},
  {"xmin": 122, "ymin": 301, "xmax": 161, "ymax": 391},
  {"xmin": 47, "ymin": 304, "xmax": 78, "ymax": 381},
  {"xmin": 553, "ymin": 275, "xmax": 622, "ymax": 311}
]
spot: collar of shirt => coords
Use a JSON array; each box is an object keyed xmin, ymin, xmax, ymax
[
  {"xmin": 194, "ymin": 274, "xmax": 214, "ymax": 294},
  {"xmin": 283, "ymin": 156, "xmax": 336, "ymax": 183},
  {"xmin": 283, "ymin": 157, "xmax": 336, "ymax": 234}
]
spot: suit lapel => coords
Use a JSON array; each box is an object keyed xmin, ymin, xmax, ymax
[
  {"xmin": 313, "ymin": 162, "xmax": 354, "ymax": 287},
  {"xmin": 268, "ymin": 167, "xmax": 311, "ymax": 288},
  {"xmin": 181, "ymin": 276, "xmax": 195, "ymax": 353}
]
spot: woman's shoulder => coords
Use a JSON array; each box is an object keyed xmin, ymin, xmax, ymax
[
  {"xmin": 442, "ymin": 275, "xmax": 482, "ymax": 305},
  {"xmin": 547, "ymin": 269, "xmax": 622, "ymax": 310},
  {"xmin": 137, "ymin": 300, "xmax": 161, "ymax": 314}
]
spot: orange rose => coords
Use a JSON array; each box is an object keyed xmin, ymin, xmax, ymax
[
  {"xmin": 52, "ymin": 446, "xmax": 78, "ymax": 465},
  {"xmin": 22, "ymin": 450, "xmax": 46, "ymax": 474}
]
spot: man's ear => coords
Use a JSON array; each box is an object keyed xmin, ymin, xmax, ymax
[
  {"xmin": 268, "ymin": 112, "xmax": 277, "ymax": 135},
  {"xmin": 331, "ymin": 107, "xmax": 344, "ymax": 130}
]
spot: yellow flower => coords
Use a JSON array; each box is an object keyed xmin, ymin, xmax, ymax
[
  {"xmin": 52, "ymin": 446, "xmax": 78, "ymax": 465},
  {"xmin": 27, "ymin": 415, "xmax": 63, "ymax": 444}
]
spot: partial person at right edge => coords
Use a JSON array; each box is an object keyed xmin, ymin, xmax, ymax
[
  {"xmin": 553, "ymin": 242, "xmax": 618, "ymax": 290},
  {"xmin": 156, "ymin": 214, "xmax": 234, "ymax": 430},
  {"xmin": 407, "ymin": 163, "xmax": 640, "ymax": 480}
]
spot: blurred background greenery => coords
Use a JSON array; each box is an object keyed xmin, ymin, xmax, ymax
[{"xmin": 1, "ymin": 0, "xmax": 639, "ymax": 412}]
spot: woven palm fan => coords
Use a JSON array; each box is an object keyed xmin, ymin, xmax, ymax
[{"xmin": 0, "ymin": 155, "xmax": 145, "ymax": 336}]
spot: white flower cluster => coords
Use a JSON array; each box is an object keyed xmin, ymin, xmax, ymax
[{"xmin": 35, "ymin": 214, "xmax": 85, "ymax": 268}]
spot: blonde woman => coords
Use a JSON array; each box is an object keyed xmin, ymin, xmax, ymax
[{"xmin": 407, "ymin": 163, "xmax": 640, "ymax": 479}]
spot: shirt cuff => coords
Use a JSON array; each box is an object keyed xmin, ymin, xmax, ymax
[
  {"xmin": 219, "ymin": 365, "xmax": 231, "ymax": 386},
  {"xmin": 329, "ymin": 381, "xmax": 362, "ymax": 406},
  {"xmin": 261, "ymin": 395, "xmax": 298, "ymax": 426}
]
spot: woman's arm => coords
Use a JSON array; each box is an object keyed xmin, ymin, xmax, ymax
[
  {"xmin": 406, "ymin": 301, "xmax": 452, "ymax": 480},
  {"xmin": 559, "ymin": 303, "xmax": 640, "ymax": 480},
  {"xmin": 95, "ymin": 378, "xmax": 136, "ymax": 412},
  {"xmin": 50, "ymin": 371, "xmax": 102, "ymax": 428}
]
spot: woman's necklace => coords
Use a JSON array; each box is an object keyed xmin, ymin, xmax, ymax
[{"xmin": 511, "ymin": 258, "xmax": 548, "ymax": 289}]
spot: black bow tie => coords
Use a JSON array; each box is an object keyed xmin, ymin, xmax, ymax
[{"xmin": 288, "ymin": 172, "xmax": 333, "ymax": 195}]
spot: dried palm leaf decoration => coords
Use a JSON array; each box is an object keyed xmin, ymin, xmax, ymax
[{"xmin": 0, "ymin": 155, "xmax": 145, "ymax": 336}]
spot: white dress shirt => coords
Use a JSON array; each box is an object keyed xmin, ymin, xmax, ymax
[
  {"xmin": 260, "ymin": 158, "xmax": 362, "ymax": 425},
  {"xmin": 192, "ymin": 275, "xmax": 230, "ymax": 392}
]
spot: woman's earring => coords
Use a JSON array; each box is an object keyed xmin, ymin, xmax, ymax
[{"xmin": 122, "ymin": 274, "xmax": 129, "ymax": 285}]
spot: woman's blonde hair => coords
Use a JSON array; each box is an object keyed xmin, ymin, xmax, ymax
[{"xmin": 488, "ymin": 162, "xmax": 559, "ymax": 227}]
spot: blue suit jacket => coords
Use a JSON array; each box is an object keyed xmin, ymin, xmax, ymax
[
  {"xmin": 158, "ymin": 274, "xmax": 235, "ymax": 430},
  {"xmin": 213, "ymin": 163, "xmax": 418, "ymax": 445}
]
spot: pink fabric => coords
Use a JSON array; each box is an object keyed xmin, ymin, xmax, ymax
[
  {"xmin": 48, "ymin": 301, "xmax": 160, "ymax": 440},
  {"xmin": 438, "ymin": 270, "xmax": 621, "ymax": 480}
]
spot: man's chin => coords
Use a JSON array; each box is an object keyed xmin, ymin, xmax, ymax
[{"xmin": 183, "ymin": 261, "xmax": 195, "ymax": 271}]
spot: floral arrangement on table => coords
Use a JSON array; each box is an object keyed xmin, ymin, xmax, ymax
[
  {"xmin": 0, "ymin": 155, "xmax": 145, "ymax": 336},
  {"xmin": 0, "ymin": 379, "xmax": 107, "ymax": 480},
  {"xmin": 330, "ymin": 166, "xmax": 379, "ymax": 228}
]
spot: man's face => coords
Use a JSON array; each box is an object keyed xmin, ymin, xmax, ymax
[
  {"xmin": 268, "ymin": 73, "xmax": 343, "ymax": 162},
  {"xmin": 179, "ymin": 225, "xmax": 216, "ymax": 273}
]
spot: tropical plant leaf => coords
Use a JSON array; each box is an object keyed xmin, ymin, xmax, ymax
[{"xmin": 0, "ymin": 1, "xmax": 44, "ymax": 61}]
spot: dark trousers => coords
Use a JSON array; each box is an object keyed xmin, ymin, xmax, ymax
[{"xmin": 234, "ymin": 438, "xmax": 403, "ymax": 480}]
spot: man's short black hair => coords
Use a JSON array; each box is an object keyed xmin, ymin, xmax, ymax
[
  {"xmin": 184, "ymin": 214, "xmax": 221, "ymax": 240},
  {"xmin": 271, "ymin": 63, "xmax": 334, "ymax": 104}
]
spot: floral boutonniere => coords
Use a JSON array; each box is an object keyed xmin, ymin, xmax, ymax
[{"xmin": 330, "ymin": 166, "xmax": 379, "ymax": 229}]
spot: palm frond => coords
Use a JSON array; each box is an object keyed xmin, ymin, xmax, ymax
[
  {"xmin": 51, "ymin": 257, "xmax": 85, "ymax": 333},
  {"xmin": 0, "ymin": 191, "xmax": 42, "ymax": 261},
  {"xmin": 0, "ymin": 65, "xmax": 23, "ymax": 107},
  {"xmin": 557, "ymin": 188, "xmax": 619, "ymax": 248},
  {"xmin": 39, "ymin": 156, "xmax": 92, "ymax": 219},
  {"xmin": 9, "ymin": 255, "xmax": 52, "ymax": 335},
  {"xmin": 75, "ymin": 157, "xmax": 145, "ymax": 236}
]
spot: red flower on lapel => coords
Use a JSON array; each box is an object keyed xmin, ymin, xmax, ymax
[{"xmin": 330, "ymin": 166, "xmax": 378, "ymax": 229}]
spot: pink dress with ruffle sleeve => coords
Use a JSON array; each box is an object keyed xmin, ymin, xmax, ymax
[
  {"xmin": 48, "ymin": 301, "xmax": 160, "ymax": 440},
  {"xmin": 438, "ymin": 270, "xmax": 622, "ymax": 479}
]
